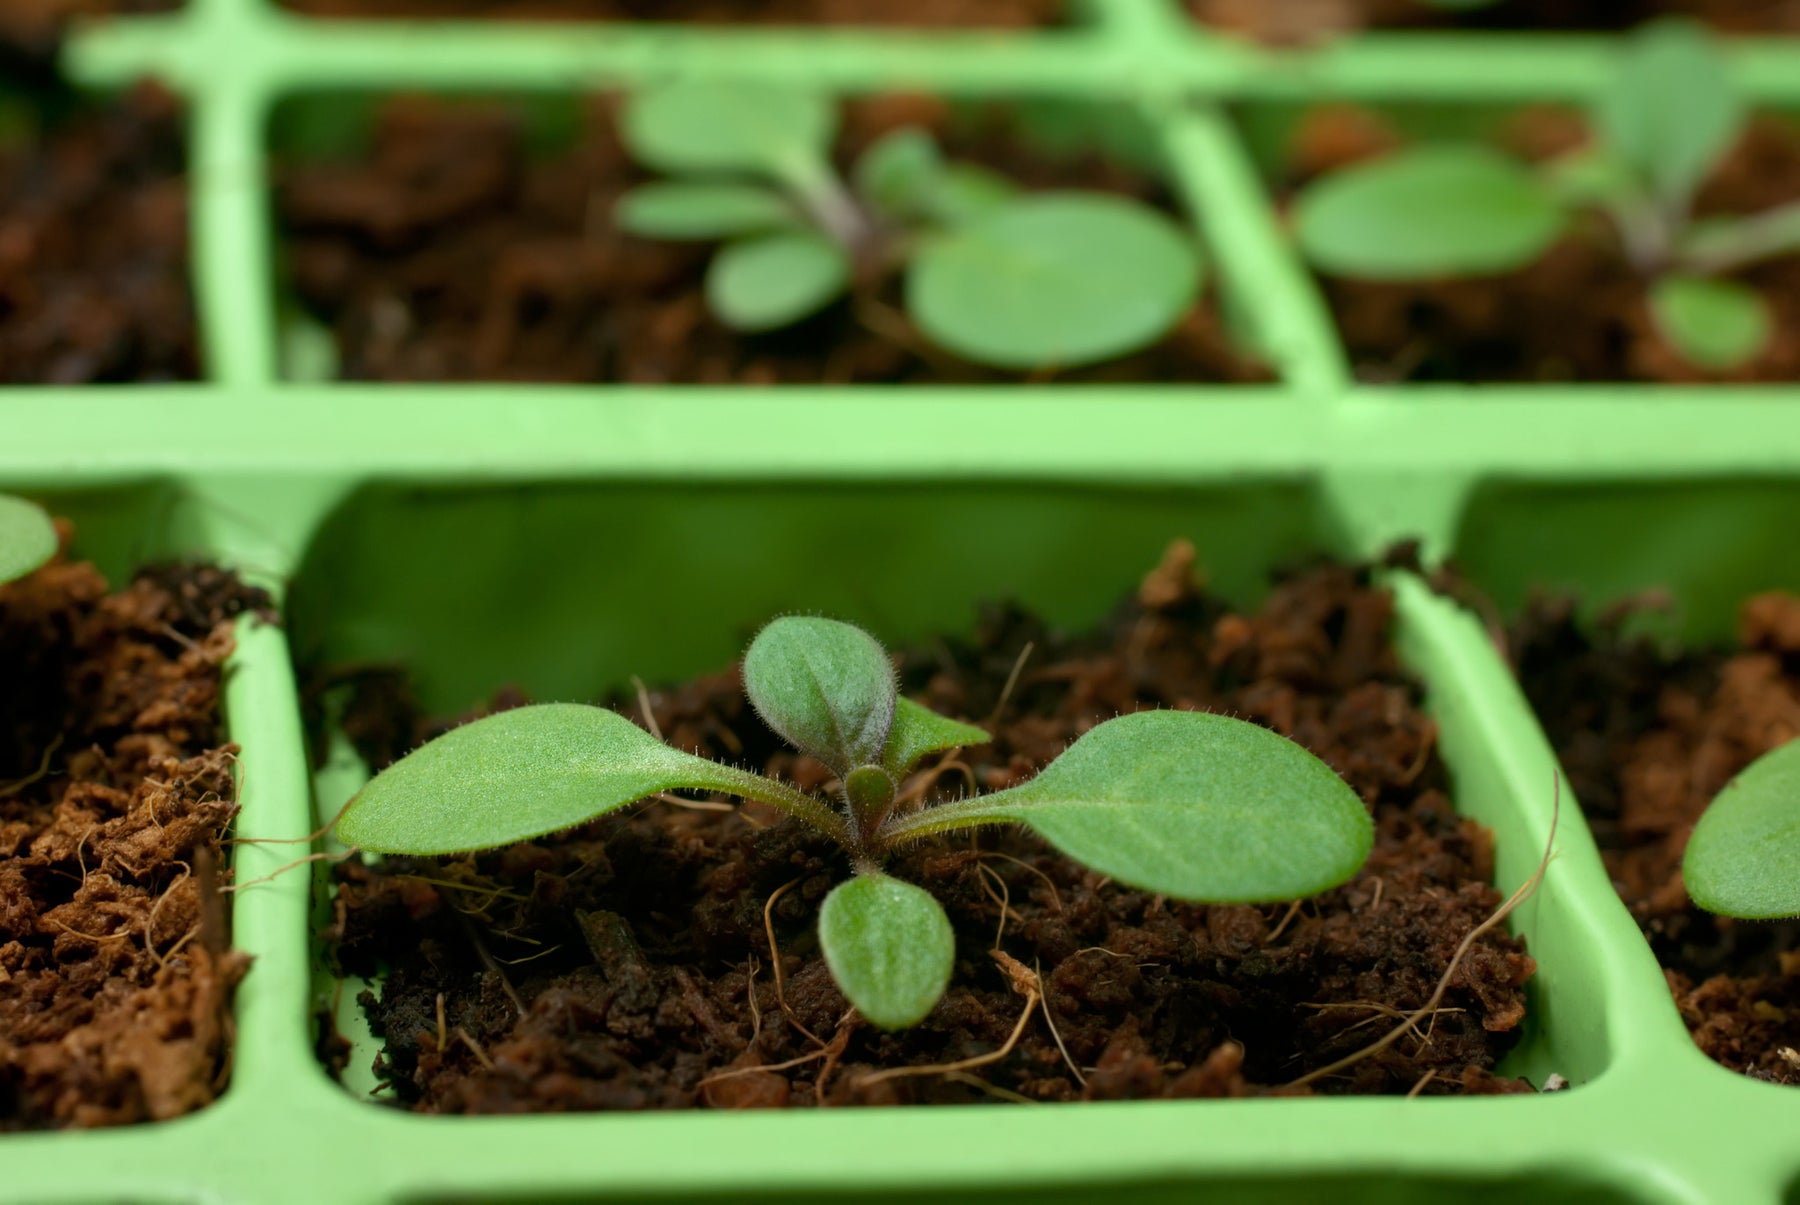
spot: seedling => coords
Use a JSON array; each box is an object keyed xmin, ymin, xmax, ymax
[
  {"xmin": 337, "ymin": 616, "xmax": 1373, "ymax": 1029},
  {"xmin": 0, "ymin": 495, "xmax": 56, "ymax": 586},
  {"xmin": 1293, "ymin": 19, "xmax": 1800, "ymax": 372},
  {"xmin": 612, "ymin": 81, "xmax": 1203, "ymax": 371},
  {"xmin": 1682, "ymin": 738, "xmax": 1800, "ymax": 920}
]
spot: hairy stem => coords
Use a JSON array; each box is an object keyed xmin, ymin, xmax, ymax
[
  {"xmin": 1676, "ymin": 200, "xmax": 1800, "ymax": 276},
  {"xmin": 705, "ymin": 763, "xmax": 855, "ymax": 849}
]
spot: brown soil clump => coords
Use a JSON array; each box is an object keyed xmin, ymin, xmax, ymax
[
  {"xmin": 1514, "ymin": 591, "xmax": 1800, "ymax": 1084},
  {"xmin": 0, "ymin": 1, "xmax": 177, "ymax": 77},
  {"xmin": 279, "ymin": 0, "xmax": 1058, "ymax": 25},
  {"xmin": 0, "ymin": 83, "xmax": 199, "ymax": 384},
  {"xmin": 276, "ymin": 94, "xmax": 1264, "ymax": 384},
  {"xmin": 1275, "ymin": 105, "xmax": 1800, "ymax": 384},
  {"xmin": 322, "ymin": 550, "xmax": 1534, "ymax": 1112},
  {"xmin": 0, "ymin": 532, "xmax": 270, "ymax": 1129},
  {"xmin": 1190, "ymin": 0, "xmax": 1800, "ymax": 42}
]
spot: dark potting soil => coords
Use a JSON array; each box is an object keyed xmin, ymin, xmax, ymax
[
  {"xmin": 0, "ymin": 528, "xmax": 271, "ymax": 1129},
  {"xmin": 1190, "ymin": 0, "xmax": 1800, "ymax": 42},
  {"xmin": 0, "ymin": 0, "xmax": 178, "ymax": 79},
  {"xmin": 0, "ymin": 83, "xmax": 199, "ymax": 384},
  {"xmin": 1513, "ymin": 591, "xmax": 1800, "ymax": 1084},
  {"xmin": 1276, "ymin": 104, "xmax": 1800, "ymax": 384},
  {"xmin": 321, "ymin": 546, "xmax": 1536, "ymax": 1112},
  {"xmin": 277, "ymin": 0, "xmax": 1059, "ymax": 25},
  {"xmin": 276, "ymin": 95, "xmax": 1265, "ymax": 384}
]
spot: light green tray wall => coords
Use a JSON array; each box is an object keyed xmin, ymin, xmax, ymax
[{"xmin": 5, "ymin": 0, "xmax": 1800, "ymax": 1201}]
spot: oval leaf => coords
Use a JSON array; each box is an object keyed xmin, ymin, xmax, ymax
[
  {"xmin": 706, "ymin": 232, "xmax": 850, "ymax": 332},
  {"xmin": 0, "ymin": 495, "xmax": 56, "ymax": 586},
  {"xmin": 817, "ymin": 872, "xmax": 954, "ymax": 1029},
  {"xmin": 853, "ymin": 128, "xmax": 944, "ymax": 220},
  {"xmin": 337, "ymin": 703, "xmax": 817, "ymax": 855},
  {"xmin": 907, "ymin": 193, "xmax": 1201, "ymax": 371},
  {"xmin": 887, "ymin": 710, "xmax": 1372, "ymax": 903},
  {"xmin": 881, "ymin": 696, "xmax": 990, "ymax": 779},
  {"xmin": 1649, "ymin": 274, "xmax": 1771, "ymax": 372},
  {"xmin": 925, "ymin": 163, "xmax": 1018, "ymax": 226},
  {"xmin": 743, "ymin": 616, "xmax": 896, "ymax": 773},
  {"xmin": 616, "ymin": 182, "xmax": 797, "ymax": 241},
  {"xmin": 1596, "ymin": 19, "xmax": 1741, "ymax": 207},
  {"xmin": 1293, "ymin": 145, "xmax": 1567, "ymax": 280},
  {"xmin": 1684, "ymin": 738, "xmax": 1800, "ymax": 919},
  {"xmin": 621, "ymin": 80, "xmax": 836, "ymax": 184}
]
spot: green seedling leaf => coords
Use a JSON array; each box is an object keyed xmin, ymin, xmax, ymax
[
  {"xmin": 743, "ymin": 616, "xmax": 896, "ymax": 773},
  {"xmin": 1595, "ymin": 19, "xmax": 1741, "ymax": 208},
  {"xmin": 907, "ymin": 192, "xmax": 1201, "ymax": 370},
  {"xmin": 1293, "ymin": 145, "xmax": 1567, "ymax": 280},
  {"xmin": 615, "ymin": 182, "xmax": 797, "ymax": 240},
  {"xmin": 336, "ymin": 703, "xmax": 844, "ymax": 855},
  {"xmin": 817, "ymin": 872, "xmax": 955, "ymax": 1029},
  {"xmin": 881, "ymin": 696, "xmax": 989, "ymax": 780},
  {"xmin": 620, "ymin": 80, "xmax": 836, "ymax": 186},
  {"xmin": 883, "ymin": 710, "xmax": 1371, "ymax": 902},
  {"xmin": 1679, "ymin": 202, "xmax": 1800, "ymax": 274},
  {"xmin": 853, "ymin": 128, "xmax": 944, "ymax": 220},
  {"xmin": 1649, "ymin": 274, "xmax": 1771, "ymax": 371},
  {"xmin": 0, "ymin": 495, "xmax": 56, "ymax": 585},
  {"xmin": 1543, "ymin": 146, "xmax": 1641, "ymax": 209},
  {"xmin": 706, "ymin": 232, "xmax": 851, "ymax": 332},
  {"xmin": 1684, "ymin": 738, "xmax": 1800, "ymax": 919},
  {"xmin": 925, "ymin": 164, "xmax": 1018, "ymax": 226}
]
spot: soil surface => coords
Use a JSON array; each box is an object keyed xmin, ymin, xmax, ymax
[
  {"xmin": 1513, "ymin": 591, "xmax": 1800, "ymax": 1084},
  {"xmin": 0, "ymin": 528, "xmax": 270, "ymax": 1129},
  {"xmin": 0, "ymin": 1, "xmax": 177, "ymax": 79},
  {"xmin": 322, "ymin": 547, "xmax": 1535, "ymax": 1112},
  {"xmin": 0, "ymin": 83, "xmax": 199, "ymax": 384},
  {"xmin": 279, "ymin": 0, "xmax": 1059, "ymax": 25},
  {"xmin": 1191, "ymin": 0, "xmax": 1800, "ymax": 41},
  {"xmin": 276, "ymin": 94, "xmax": 1263, "ymax": 384},
  {"xmin": 1277, "ymin": 105, "xmax": 1800, "ymax": 384}
]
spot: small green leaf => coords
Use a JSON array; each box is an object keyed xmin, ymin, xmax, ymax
[
  {"xmin": 907, "ymin": 193, "xmax": 1201, "ymax": 371},
  {"xmin": 817, "ymin": 872, "xmax": 955, "ymax": 1029},
  {"xmin": 882, "ymin": 697, "xmax": 989, "ymax": 779},
  {"xmin": 853, "ymin": 128, "xmax": 944, "ymax": 220},
  {"xmin": 620, "ymin": 80, "xmax": 836, "ymax": 186},
  {"xmin": 1678, "ymin": 202, "xmax": 1800, "ymax": 273},
  {"xmin": 705, "ymin": 232, "xmax": 851, "ymax": 332},
  {"xmin": 615, "ymin": 182, "xmax": 797, "ymax": 240},
  {"xmin": 924, "ymin": 164, "xmax": 1018, "ymax": 226},
  {"xmin": 1293, "ymin": 145, "xmax": 1567, "ymax": 280},
  {"xmin": 1595, "ymin": 19, "xmax": 1742, "ymax": 208},
  {"xmin": 1649, "ymin": 274, "xmax": 1771, "ymax": 371},
  {"xmin": 336, "ymin": 703, "xmax": 841, "ymax": 855},
  {"xmin": 1543, "ymin": 146, "xmax": 1641, "ymax": 209},
  {"xmin": 0, "ymin": 495, "xmax": 56, "ymax": 586},
  {"xmin": 883, "ymin": 710, "xmax": 1372, "ymax": 903},
  {"xmin": 1684, "ymin": 738, "xmax": 1800, "ymax": 920},
  {"xmin": 743, "ymin": 616, "xmax": 896, "ymax": 774}
]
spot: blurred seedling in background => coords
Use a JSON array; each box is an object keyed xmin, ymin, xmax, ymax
[
  {"xmin": 1294, "ymin": 19, "xmax": 1800, "ymax": 372},
  {"xmin": 612, "ymin": 81, "xmax": 1202, "ymax": 372},
  {"xmin": 0, "ymin": 495, "xmax": 56, "ymax": 586},
  {"xmin": 337, "ymin": 616, "xmax": 1373, "ymax": 1029},
  {"xmin": 1683, "ymin": 738, "xmax": 1800, "ymax": 921}
]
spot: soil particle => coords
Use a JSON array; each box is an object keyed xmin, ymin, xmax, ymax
[
  {"xmin": 0, "ymin": 527, "xmax": 269, "ymax": 1129},
  {"xmin": 1513, "ymin": 590, "xmax": 1800, "ymax": 1084},
  {"xmin": 1190, "ymin": 0, "xmax": 1800, "ymax": 41},
  {"xmin": 0, "ymin": 83, "xmax": 199, "ymax": 384},
  {"xmin": 1277, "ymin": 105, "xmax": 1800, "ymax": 383},
  {"xmin": 0, "ymin": 1, "xmax": 177, "ymax": 78},
  {"xmin": 324, "ymin": 547, "xmax": 1534, "ymax": 1112},
  {"xmin": 278, "ymin": 0, "xmax": 1059, "ymax": 24},
  {"xmin": 276, "ymin": 94, "xmax": 1264, "ymax": 384}
]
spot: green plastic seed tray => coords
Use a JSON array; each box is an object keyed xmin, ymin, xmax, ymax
[{"xmin": 8, "ymin": 0, "xmax": 1800, "ymax": 1201}]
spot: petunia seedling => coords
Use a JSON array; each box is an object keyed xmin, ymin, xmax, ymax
[
  {"xmin": 613, "ymin": 81, "xmax": 1204, "ymax": 371},
  {"xmin": 337, "ymin": 616, "xmax": 1374, "ymax": 1029},
  {"xmin": 1682, "ymin": 738, "xmax": 1800, "ymax": 921},
  {"xmin": 0, "ymin": 495, "xmax": 56, "ymax": 586},
  {"xmin": 1292, "ymin": 19, "xmax": 1800, "ymax": 372}
]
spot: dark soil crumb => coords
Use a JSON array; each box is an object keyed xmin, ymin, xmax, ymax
[
  {"xmin": 0, "ymin": 83, "xmax": 199, "ymax": 384},
  {"xmin": 0, "ymin": 525, "xmax": 270, "ymax": 1129},
  {"xmin": 1190, "ymin": 0, "xmax": 1800, "ymax": 42},
  {"xmin": 0, "ymin": 0, "xmax": 177, "ymax": 79},
  {"xmin": 1273, "ymin": 105, "xmax": 1800, "ymax": 384},
  {"xmin": 276, "ymin": 94, "xmax": 1264, "ymax": 384},
  {"xmin": 278, "ymin": 0, "xmax": 1058, "ymax": 25},
  {"xmin": 1513, "ymin": 590, "xmax": 1800, "ymax": 1084},
  {"xmin": 323, "ymin": 546, "xmax": 1534, "ymax": 1112}
]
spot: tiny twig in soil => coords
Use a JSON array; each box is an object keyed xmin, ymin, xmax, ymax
[
  {"xmin": 221, "ymin": 849, "xmax": 357, "ymax": 893},
  {"xmin": 855, "ymin": 990, "xmax": 1039, "ymax": 1090},
  {"xmin": 697, "ymin": 1046, "xmax": 830, "ymax": 1089},
  {"xmin": 44, "ymin": 916, "xmax": 130, "ymax": 942},
  {"xmin": 813, "ymin": 1011, "xmax": 857, "ymax": 1106},
  {"xmin": 1034, "ymin": 957, "xmax": 1086, "ymax": 1088},
  {"xmin": 975, "ymin": 861, "xmax": 1019, "ymax": 951},
  {"xmin": 0, "ymin": 734, "xmax": 63, "ymax": 797},
  {"xmin": 631, "ymin": 676, "xmax": 664, "ymax": 742},
  {"xmin": 456, "ymin": 1027, "xmax": 497, "ymax": 1072},
  {"xmin": 763, "ymin": 877, "xmax": 824, "ymax": 1048},
  {"xmin": 979, "ymin": 851, "xmax": 1063, "ymax": 913},
  {"xmin": 943, "ymin": 1071, "xmax": 1037, "ymax": 1104},
  {"xmin": 144, "ymin": 861, "xmax": 192, "ymax": 964},
  {"xmin": 893, "ymin": 758, "xmax": 977, "ymax": 810},
  {"xmin": 1267, "ymin": 899, "xmax": 1304, "ymax": 943},
  {"xmin": 1406, "ymin": 1069, "xmax": 1437, "ymax": 1099},
  {"xmin": 985, "ymin": 641, "xmax": 1036, "ymax": 728},
  {"xmin": 227, "ymin": 796, "xmax": 355, "ymax": 846},
  {"xmin": 746, "ymin": 954, "xmax": 763, "ymax": 1048},
  {"xmin": 435, "ymin": 992, "xmax": 447, "ymax": 1055},
  {"xmin": 455, "ymin": 910, "xmax": 526, "ymax": 1019}
]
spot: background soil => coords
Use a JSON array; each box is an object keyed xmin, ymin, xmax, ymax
[
  {"xmin": 277, "ymin": 94, "xmax": 1264, "ymax": 384},
  {"xmin": 1276, "ymin": 105, "xmax": 1800, "ymax": 383},
  {"xmin": 1191, "ymin": 0, "xmax": 1800, "ymax": 42},
  {"xmin": 1513, "ymin": 591, "xmax": 1800, "ymax": 1084},
  {"xmin": 279, "ymin": 0, "xmax": 1060, "ymax": 23},
  {"xmin": 322, "ymin": 547, "xmax": 1535, "ymax": 1113},
  {"xmin": 0, "ymin": 530, "xmax": 270, "ymax": 1128},
  {"xmin": 0, "ymin": 0, "xmax": 177, "ymax": 78},
  {"xmin": 0, "ymin": 83, "xmax": 200, "ymax": 384}
]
